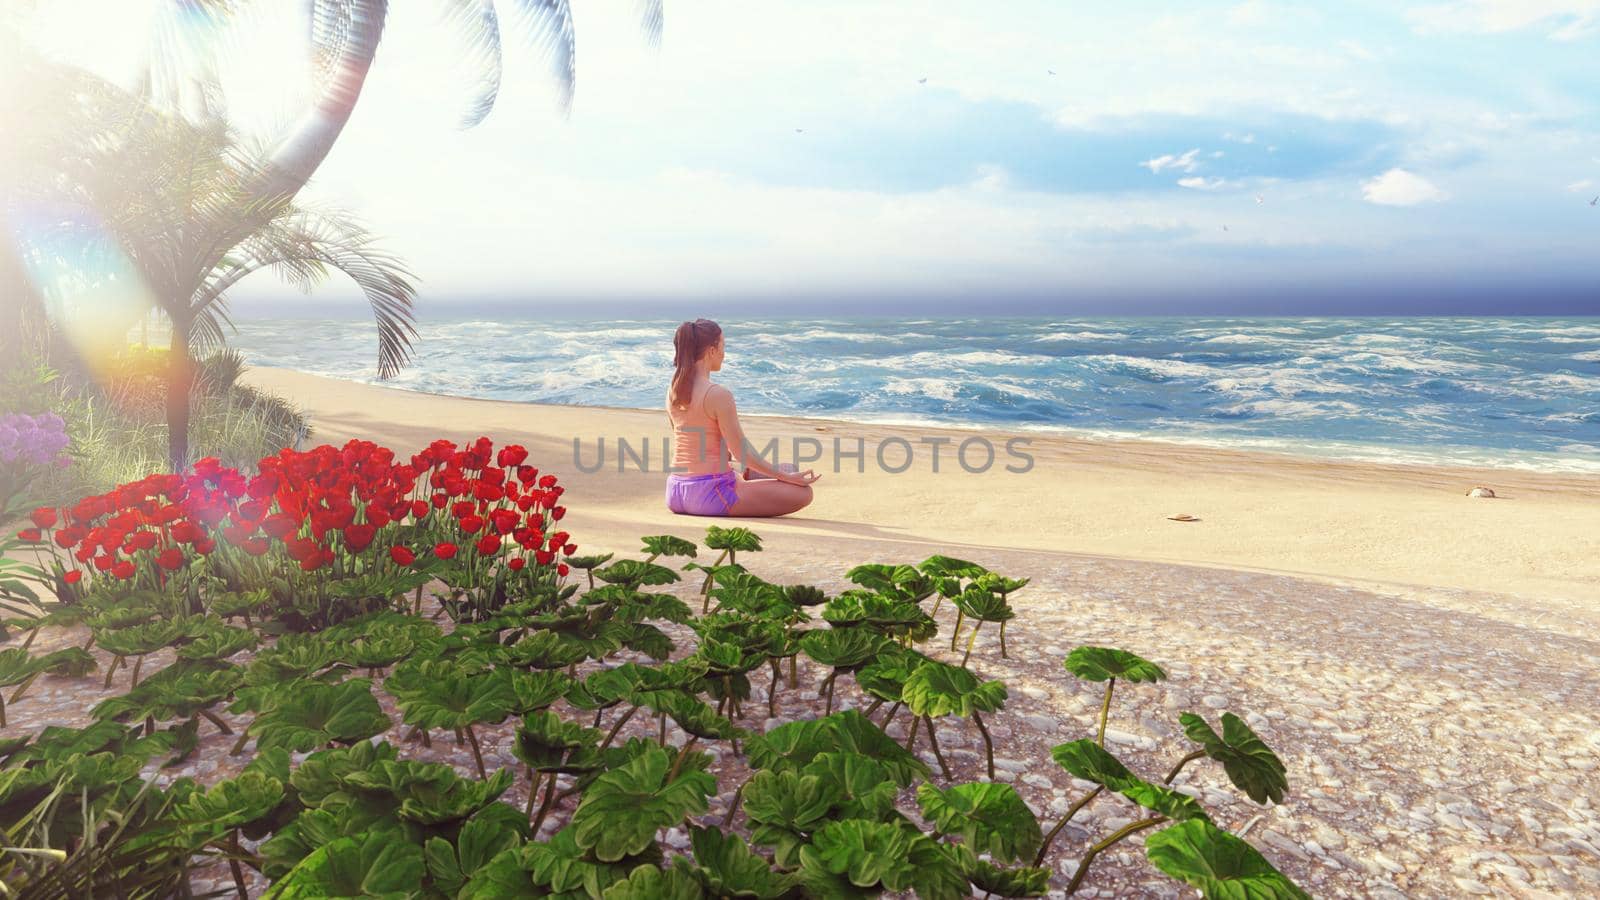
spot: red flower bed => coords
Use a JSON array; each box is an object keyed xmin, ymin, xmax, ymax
[{"xmin": 20, "ymin": 438, "xmax": 576, "ymax": 606}]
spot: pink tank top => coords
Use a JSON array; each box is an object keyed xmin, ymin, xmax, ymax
[{"xmin": 668, "ymin": 383, "xmax": 729, "ymax": 474}]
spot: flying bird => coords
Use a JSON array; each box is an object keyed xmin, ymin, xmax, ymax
[
  {"xmin": 795, "ymin": 128, "xmax": 804, "ymax": 134},
  {"xmin": 1222, "ymin": 225, "xmax": 1229, "ymax": 231},
  {"xmin": 1255, "ymin": 194, "xmax": 1264, "ymax": 204},
  {"xmin": 1047, "ymin": 69, "xmax": 1056, "ymax": 75},
  {"xmin": 1591, "ymin": 195, "xmax": 1598, "ymax": 206},
  {"xmin": 917, "ymin": 77, "xmax": 927, "ymax": 84}
]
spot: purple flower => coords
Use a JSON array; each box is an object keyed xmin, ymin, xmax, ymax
[{"xmin": 0, "ymin": 412, "xmax": 71, "ymax": 468}]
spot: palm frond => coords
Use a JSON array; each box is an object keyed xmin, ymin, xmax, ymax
[
  {"xmin": 636, "ymin": 0, "xmax": 664, "ymax": 48},
  {"xmin": 515, "ymin": 0, "xmax": 576, "ymax": 114},
  {"xmin": 442, "ymin": 0, "xmax": 504, "ymax": 128}
]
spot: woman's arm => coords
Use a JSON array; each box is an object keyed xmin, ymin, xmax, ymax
[{"xmin": 706, "ymin": 385, "xmax": 819, "ymax": 485}]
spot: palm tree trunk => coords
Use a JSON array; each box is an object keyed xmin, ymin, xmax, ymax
[
  {"xmin": 247, "ymin": 0, "xmax": 387, "ymax": 210},
  {"xmin": 167, "ymin": 315, "xmax": 193, "ymax": 472}
]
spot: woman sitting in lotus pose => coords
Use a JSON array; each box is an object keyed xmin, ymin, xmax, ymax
[{"xmin": 665, "ymin": 319, "xmax": 819, "ymax": 517}]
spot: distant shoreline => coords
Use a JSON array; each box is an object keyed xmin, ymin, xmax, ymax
[{"xmin": 251, "ymin": 364, "xmax": 1600, "ymax": 477}]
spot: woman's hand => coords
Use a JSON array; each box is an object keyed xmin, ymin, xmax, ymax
[{"xmin": 779, "ymin": 468, "xmax": 821, "ymax": 486}]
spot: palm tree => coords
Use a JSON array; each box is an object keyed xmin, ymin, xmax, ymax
[
  {"xmin": 135, "ymin": 0, "xmax": 662, "ymax": 267},
  {"xmin": 15, "ymin": 50, "xmax": 416, "ymax": 469}
]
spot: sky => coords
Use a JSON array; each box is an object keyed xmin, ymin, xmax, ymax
[{"xmin": 19, "ymin": 0, "xmax": 1600, "ymax": 315}]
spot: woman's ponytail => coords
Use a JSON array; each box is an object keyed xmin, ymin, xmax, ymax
[{"xmin": 670, "ymin": 319, "xmax": 722, "ymax": 410}]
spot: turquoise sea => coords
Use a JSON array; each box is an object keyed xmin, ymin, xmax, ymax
[{"xmin": 230, "ymin": 316, "xmax": 1600, "ymax": 473}]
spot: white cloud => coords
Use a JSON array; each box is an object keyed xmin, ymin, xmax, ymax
[
  {"xmin": 1409, "ymin": 1, "xmax": 1600, "ymax": 41},
  {"xmin": 1361, "ymin": 168, "xmax": 1449, "ymax": 205},
  {"xmin": 1177, "ymin": 176, "xmax": 1243, "ymax": 191},
  {"xmin": 1141, "ymin": 148, "xmax": 1202, "ymax": 174},
  {"xmin": 1567, "ymin": 179, "xmax": 1595, "ymax": 192}
]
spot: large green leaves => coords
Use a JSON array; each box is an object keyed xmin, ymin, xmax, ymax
[
  {"xmin": 676, "ymin": 827, "xmax": 797, "ymax": 899},
  {"xmin": 746, "ymin": 710, "xmax": 927, "ymax": 786},
  {"xmin": 965, "ymin": 859, "xmax": 1052, "ymax": 897},
  {"xmin": 743, "ymin": 770, "xmax": 839, "ymax": 868},
  {"xmin": 514, "ymin": 710, "xmax": 601, "ymax": 773},
  {"xmin": 424, "ymin": 814, "xmax": 524, "ymax": 897},
  {"xmin": 798, "ymin": 820, "xmax": 968, "ymax": 900},
  {"xmin": 640, "ymin": 534, "xmax": 698, "ymax": 559},
  {"xmin": 594, "ymin": 559, "xmax": 682, "ymax": 587},
  {"xmin": 1063, "ymin": 646, "xmax": 1166, "ymax": 683},
  {"xmin": 248, "ymin": 679, "xmax": 390, "ymax": 753},
  {"xmin": 570, "ymin": 747, "xmax": 715, "ymax": 862},
  {"xmin": 264, "ymin": 827, "xmax": 425, "ymax": 899},
  {"xmin": 1145, "ymin": 819, "xmax": 1310, "ymax": 899},
  {"xmin": 1180, "ymin": 712, "xmax": 1289, "ymax": 805},
  {"xmin": 391, "ymin": 668, "xmax": 515, "ymax": 731},
  {"xmin": 916, "ymin": 782, "xmax": 1041, "ymax": 863},
  {"xmin": 603, "ymin": 864, "xmax": 706, "ymax": 899},
  {"xmin": 1051, "ymin": 740, "xmax": 1209, "ymax": 822},
  {"xmin": 798, "ymin": 628, "xmax": 886, "ymax": 670},
  {"xmin": 901, "ymin": 661, "xmax": 1007, "ymax": 718},
  {"xmin": 705, "ymin": 525, "xmax": 762, "ymax": 553},
  {"xmin": 952, "ymin": 588, "xmax": 1014, "ymax": 623}
]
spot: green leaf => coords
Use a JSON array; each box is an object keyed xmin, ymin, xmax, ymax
[
  {"xmin": 513, "ymin": 710, "xmax": 602, "ymax": 773},
  {"xmin": 799, "ymin": 819, "xmax": 916, "ymax": 892},
  {"xmin": 1063, "ymin": 646, "xmax": 1166, "ymax": 683},
  {"xmin": 747, "ymin": 710, "xmax": 927, "ymax": 787},
  {"xmin": 1145, "ymin": 819, "xmax": 1311, "ymax": 899},
  {"xmin": 916, "ymin": 554, "xmax": 989, "ymax": 579},
  {"xmin": 249, "ymin": 678, "xmax": 390, "ymax": 753},
  {"xmin": 742, "ymin": 770, "xmax": 839, "ymax": 869},
  {"xmin": 916, "ymin": 781, "xmax": 1041, "ymax": 863},
  {"xmin": 176, "ymin": 624, "xmax": 258, "ymax": 662},
  {"xmin": 951, "ymin": 587, "xmax": 1015, "ymax": 623},
  {"xmin": 570, "ymin": 747, "xmax": 715, "ymax": 862},
  {"xmin": 175, "ymin": 769, "xmax": 286, "ymax": 837},
  {"xmin": 425, "ymin": 814, "xmax": 524, "ymax": 896},
  {"xmin": 602, "ymin": 864, "xmax": 707, "ymax": 899},
  {"xmin": 640, "ymin": 535, "xmax": 699, "ymax": 559},
  {"xmin": 901, "ymin": 661, "xmax": 1007, "ymax": 718},
  {"xmin": 1050, "ymin": 740, "xmax": 1209, "ymax": 821},
  {"xmin": 704, "ymin": 525, "xmax": 762, "ymax": 553},
  {"xmin": 342, "ymin": 761, "xmax": 514, "ymax": 825},
  {"xmin": 677, "ymin": 827, "xmax": 797, "ymax": 899},
  {"xmin": 1180, "ymin": 712, "xmax": 1289, "ymax": 805},
  {"xmin": 34, "ymin": 646, "xmax": 97, "ymax": 677},
  {"xmin": 964, "ymin": 859, "xmax": 1052, "ymax": 897},
  {"xmin": 565, "ymin": 552, "xmax": 617, "ymax": 570},
  {"xmin": 594, "ymin": 559, "xmax": 682, "ymax": 587},
  {"xmin": 803, "ymin": 753, "xmax": 898, "ymax": 822},
  {"xmin": 391, "ymin": 668, "xmax": 516, "ymax": 732},
  {"xmin": 264, "ymin": 828, "xmax": 424, "ymax": 899},
  {"xmin": 798, "ymin": 628, "xmax": 886, "ymax": 670},
  {"xmin": 0, "ymin": 647, "xmax": 34, "ymax": 686}
]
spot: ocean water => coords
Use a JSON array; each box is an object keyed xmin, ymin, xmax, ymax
[{"xmin": 228, "ymin": 316, "xmax": 1600, "ymax": 473}]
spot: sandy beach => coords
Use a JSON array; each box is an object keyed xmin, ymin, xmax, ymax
[{"xmin": 245, "ymin": 366, "xmax": 1600, "ymax": 607}]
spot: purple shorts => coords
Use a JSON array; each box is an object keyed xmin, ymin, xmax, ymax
[{"xmin": 666, "ymin": 470, "xmax": 739, "ymax": 516}]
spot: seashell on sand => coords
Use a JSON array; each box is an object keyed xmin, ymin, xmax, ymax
[
  {"xmin": 1465, "ymin": 486, "xmax": 1496, "ymax": 498},
  {"xmin": 1167, "ymin": 513, "xmax": 1200, "ymax": 522}
]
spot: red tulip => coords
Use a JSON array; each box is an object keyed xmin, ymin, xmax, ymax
[
  {"xmin": 343, "ymin": 523, "xmax": 377, "ymax": 552},
  {"xmin": 29, "ymin": 507, "xmax": 57, "ymax": 529},
  {"xmin": 434, "ymin": 542, "xmax": 458, "ymax": 560},
  {"xmin": 535, "ymin": 549, "xmax": 555, "ymax": 566},
  {"xmin": 112, "ymin": 560, "xmax": 136, "ymax": 579},
  {"xmin": 459, "ymin": 514, "xmax": 485, "ymax": 535},
  {"xmin": 157, "ymin": 549, "xmax": 184, "ymax": 570},
  {"xmin": 551, "ymin": 507, "xmax": 566, "ymax": 521},
  {"xmin": 16, "ymin": 528, "xmax": 41, "ymax": 542},
  {"xmin": 240, "ymin": 537, "xmax": 270, "ymax": 556},
  {"xmin": 489, "ymin": 509, "xmax": 520, "ymax": 535},
  {"xmin": 557, "ymin": 563, "xmax": 570, "ymax": 577},
  {"xmin": 170, "ymin": 520, "xmax": 203, "ymax": 544},
  {"xmin": 93, "ymin": 554, "xmax": 115, "ymax": 571},
  {"xmin": 299, "ymin": 555, "xmax": 324, "ymax": 572},
  {"xmin": 516, "ymin": 465, "xmax": 539, "ymax": 485},
  {"xmin": 411, "ymin": 500, "xmax": 429, "ymax": 519},
  {"xmin": 507, "ymin": 557, "xmax": 525, "ymax": 571},
  {"xmin": 390, "ymin": 546, "xmax": 416, "ymax": 566},
  {"xmin": 193, "ymin": 537, "xmax": 216, "ymax": 555},
  {"xmin": 538, "ymin": 474, "xmax": 558, "ymax": 489},
  {"xmin": 64, "ymin": 570, "xmax": 83, "ymax": 584},
  {"xmin": 262, "ymin": 514, "xmax": 299, "ymax": 540},
  {"xmin": 497, "ymin": 445, "xmax": 528, "ymax": 467},
  {"xmin": 53, "ymin": 530, "xmax": 76, "ymax": 549},
  {"xmin": 129, "ymin": 531, "xmax": 159, "ymax": 551},
  {"xmin": 475, "ymin": 534, "xmax": 501, "ymax": 556},
  {"xmin": 563, "ymin": 542, "xmax": 577, "ymax": 555}
]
